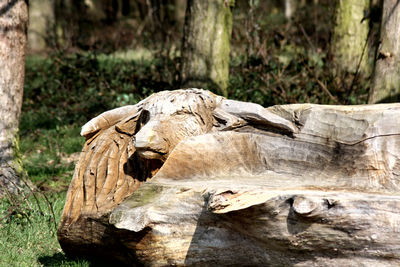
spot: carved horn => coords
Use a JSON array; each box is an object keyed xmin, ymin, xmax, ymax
[
  {"xmin": 219, "ymin": 99, "xmax": 297, "ymax": 133},
  {"xmin": 81, "ymin": 104, "xmax": 142, "ymax": 137}
]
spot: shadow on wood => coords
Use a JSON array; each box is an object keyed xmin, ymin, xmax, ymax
[{"xmin": 58, "ymin": 89, "xmax": 400, "ymax": 266}]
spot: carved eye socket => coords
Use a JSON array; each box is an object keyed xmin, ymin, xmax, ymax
[{"xmin": 135, "ymin": 109, "xmax": 150, "ymax": 134}]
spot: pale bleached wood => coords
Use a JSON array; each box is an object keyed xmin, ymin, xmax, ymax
[
  {"xmin": 58, "ymin": 90, "xmax": 400, "ymax": 266},
  {"xmin": 80, "ymin": 105, "xmax": 140, "ymax": 137},
  {"xmin": 369, "ymin": 0, "xmax": 400, "ymax": 103}
]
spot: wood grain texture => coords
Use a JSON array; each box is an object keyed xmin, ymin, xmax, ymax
[
  {"xmin": 180, "ymin": 0, "xmax": 233, "ymax": 96},
  {"xmin": 0, "ymin": 0, "xmax": 29, "ymax": 196},
  {"xmin": 369, "ymin": 0, "xmax": 400, "ymax": 103},
  {"xmin": 58, "ymin": 90, "xmax": 400, "ymax": 266}
]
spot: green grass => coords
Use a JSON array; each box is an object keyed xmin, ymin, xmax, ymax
[
  {"xmin": 0, "ymin": 192, "xmax": 91, "ymax": 267},
  {"xmin": 0, "ymin": 122, "xmax": 92, "ymax": 266},
  {"xmin": 20, "ymin": 125, "xmax": 83, "ymax": 188},
  {"xmin": 0, "ymin": 109, "xmax": 89, "ymax": 265}
]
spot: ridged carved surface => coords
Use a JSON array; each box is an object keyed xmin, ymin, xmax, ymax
[{"xmin": 58, "ymin": 90, "xmax": 400, "ymax": 266}]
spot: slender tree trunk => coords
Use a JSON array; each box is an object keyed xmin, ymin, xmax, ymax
[
  {"xmin": 55, "ymin": 0, "xmax": 87, "ymax": 49},
  {"xmin": 0, "ymin": 0, "xmax": 29, "ymax": 196},
  {"xmin": 174, "ymin": 0, "xmax": 186, "ymax": 32},
  {"xmin": 180, "ymin": 0, "xmax": 233, "ymax": 97},
  {"xmin": 369, "ymin": 0, "xmax": 400, "ymax": 103},
  {"xmin": 285, "ymin": 0, "xmax": 296, "ymax": 20},
  {"xmin": 332, "ymin": 0, "xmax": 371, "ymax": 75},
  {"xmin": 27, "ymin": 0, "xmax": 55, "ymax": 51}
]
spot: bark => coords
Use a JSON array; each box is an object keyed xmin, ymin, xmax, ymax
[
  {"xmin": 369, "ymin": 0, "xmax": 400, "ymax": 103},
  {"xmin": 174, "ymin": 0, "xmax": 186, "ymax": 32},
  {"xmin": 285, "ymin": 0, "xmax": 296, "ymax": 20},
  {"xmin": 59, "ymin": 90, "xmax": 400, "ymax": 266},
  {"xmin": 180, "ymin": 0, "xmax": 233, "ymax": 97},
  {"xmin": 27, "ymin": 0, "xmax": 55, "ymax": 51},
  {"xmin": 0, "ymin": 0, "xmax": 29, "ymax": 196},
  {"xmin": 103, "ymin": 0, "xmax": 119, "ymax": 24},
  {"xmin": 332, "ymin": 0, "xmax": 371, "ymax": 74},
  {"xmin": 54, "ymin": 0, "xmax": 87, "ymax": 48}
]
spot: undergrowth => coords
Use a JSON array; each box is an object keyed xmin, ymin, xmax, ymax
[
  {"xmin": 0, "ymin": 192, "xmax": 91, "ymax": 267},
  {"xmin": 23, "ymin": 47, "xmax": 369, "ymax": 135},
  {"xmin": 0, "ymin": 122, "xmax": 88, "ymax": 266}
]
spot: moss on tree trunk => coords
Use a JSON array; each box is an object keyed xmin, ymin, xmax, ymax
[
  {"xmin": 28, "ymin": 0, "xmax": 55, "ymax": 51},
  {"xmin": 332, "ymin": 0, "xmax": 371, "ymax": 75},
  {"xmin": 180, "ymin": 0, "xmax": 233, "ymax": 97},
  {"xmin": 369, "ymin": 0, "xmax": 400, "ymax": 103},
  {"xmin": 0, "ymin": 0, "xmax": 29, "ymax": 196}
]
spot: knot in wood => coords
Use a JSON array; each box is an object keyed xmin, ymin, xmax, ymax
[{"xmin": 292, "ymin": 196, "xmax": 318, "ymax": 216}]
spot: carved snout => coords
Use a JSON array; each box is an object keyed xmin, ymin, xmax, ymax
[{"xmin": 134, "ymin": 121, "xmax": 168, "ymax": 160}]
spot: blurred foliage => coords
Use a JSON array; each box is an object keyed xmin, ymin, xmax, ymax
[
  {"xmin": 22, "ymin": 52, "xmax": 181, "ymax": 131},
  {"xmin": 24, "ymin": 1, "xmax": 372, "ymax": 125},
  {"xmin": 20, "ymin": 125, "xmax": 82, "ymax": 188},
  {"xmin": 228, "ymin": 0, "xmax": 370, "ymax": 106},
  {"xmin": 33, "ymin": 1, "xmax": 372, "ymax": 117}
]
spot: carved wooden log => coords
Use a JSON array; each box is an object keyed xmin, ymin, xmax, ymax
[{"xmin": 58, "ymin": 89, "xmax": 400, "ymax": 266}]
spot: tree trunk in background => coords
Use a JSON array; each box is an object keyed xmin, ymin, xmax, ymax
[
  {"xmin": 0, "ymin": 0, "xmax": 29, "ymax": 196},
  {"xmin": 369, "ymin": 0, "xmax": 400, "ymax": 103},
  {"xmin": 285, "ymin": 0, "xmax": 296, "ymax": 20},
  {"xmin": 55, "ymin": 0, "xmax": 87, "ymax": 49},
  {"xmin": 28, "ymin": 0, "xmax": 55, "ymax": 51},
  {"xmin": 180, "ymin": 0, "xmax": 233, "ymax": 97},
  {"xmin": 174, "ymin": 0, "xmax": 186, "ymax": 33},
  {"xmin": 332, "ymin": 0, "xmax": 370, "ymax": 75}
]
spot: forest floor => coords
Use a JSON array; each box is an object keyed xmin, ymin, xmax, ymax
[
  {"xmin": 0, "ymin": 128, "xmax": 91, "ymax": 266},
  {"xmin": 0, "ymin": 123, "xmax": 93, "ymax": 266}
]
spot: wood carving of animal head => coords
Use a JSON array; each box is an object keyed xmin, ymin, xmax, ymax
[
  {"xmin": 60, "ymin": 89, "xmax": 296, "ymax": 225},
  {"xmin": 81, "ymin": 89, "xmax": 296, "ymax": 161}
]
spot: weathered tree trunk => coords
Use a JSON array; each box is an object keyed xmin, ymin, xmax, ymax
[
  {"xmin": 369, "ymin": 0, "xmax": 400, "ymax": 103},
  {"xmin": 27, "ymin": 0, "xmax": 55, "ymax": 51},
  {"xmin": 0, "ymin": 0, "xmax": 29, "ymax": 196},
  {"xmin": 180, "ymin": 0, "xmax": 233, "ymax": 96},
  {"xmin": 59, "ymin": 90, "xmax": 400, "ymax": 266},
  {"xmin": 54, "ymin": 0, "xmax": 88, "ymax": 49},
  {"xmin": 174, "ymin": 0, "xmax": 187, "ymax": 32},
  {"xmin": 285, "ymin": 0, "xmax": 296, "ymax": 20},
  {"xmin": 332, "ymin": 0, "xmax": 371, "ymax": 75}
]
